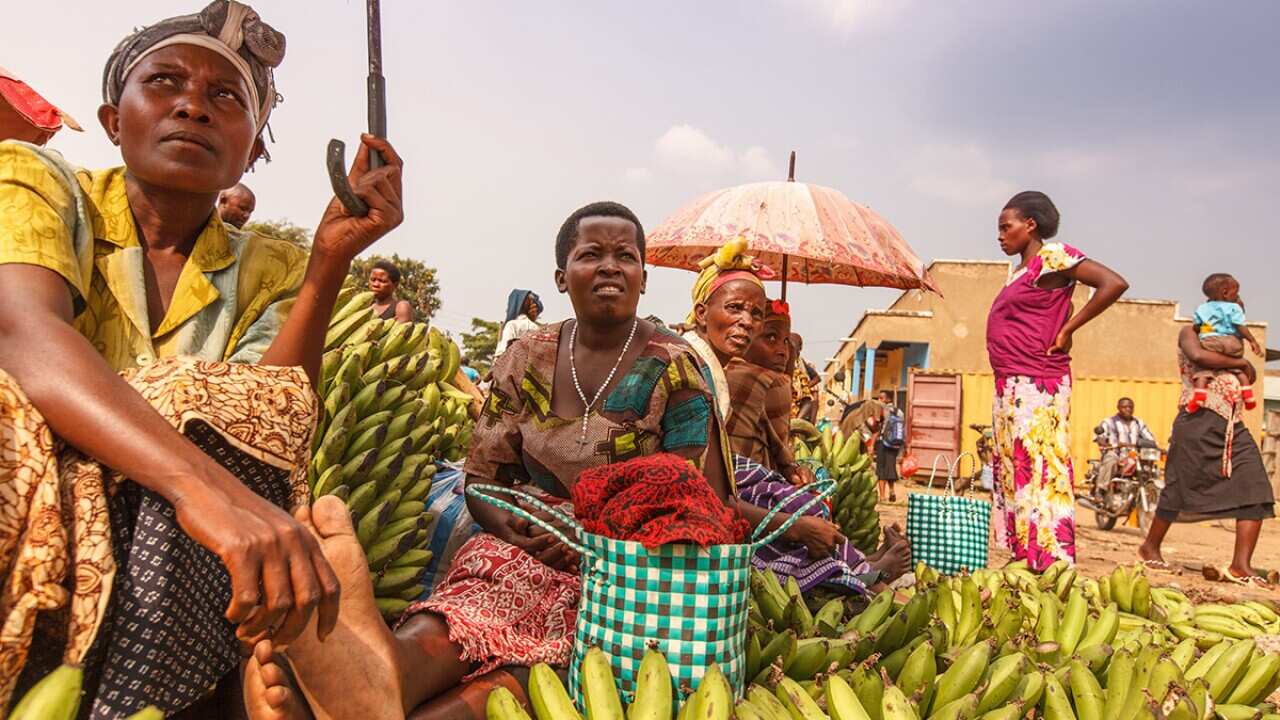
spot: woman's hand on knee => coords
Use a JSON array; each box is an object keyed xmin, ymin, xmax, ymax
[{"xmin": 171, "ymin": 473, "xmax": 340, "ymax": 648}]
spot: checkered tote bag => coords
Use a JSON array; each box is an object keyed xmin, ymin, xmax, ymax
[
  {"xmin": 906, "ymin": 453, "xmax": 990, "ymax": 575},
  {"xmin": 468, "ymin": 480, "xmax": 834, "ymax": 710}
]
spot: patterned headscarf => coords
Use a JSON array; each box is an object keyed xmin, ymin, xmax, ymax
[
  {"xmin": 102, "ymin": 1, "xmax": 284, "ymax": 135},
  {"xmin": 686, "ymin": 236, "xmax": 771, "ymax": 324}
]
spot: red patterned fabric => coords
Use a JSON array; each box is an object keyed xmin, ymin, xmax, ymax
[
  {"xmin": 571, "ymin": 454, "xmax": 749, "ymax": 549},
  {"xmin": 402, "ymin": 533, "xmax": 581, "ymax": 679}
]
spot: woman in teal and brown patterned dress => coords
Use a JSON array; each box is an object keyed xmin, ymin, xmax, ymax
[{"xmin": 267, "ymin": 202, "xmax": 735, "ymax": 720}]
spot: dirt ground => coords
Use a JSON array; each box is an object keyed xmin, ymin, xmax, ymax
[{"xmin": 877, "ymin": 484, "xmax": 1280, "ymax": 603}]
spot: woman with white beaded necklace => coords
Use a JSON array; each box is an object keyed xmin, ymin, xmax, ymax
[{"xmin": 355, "ymin": 201, "xmax": 734, "ymax": 719}]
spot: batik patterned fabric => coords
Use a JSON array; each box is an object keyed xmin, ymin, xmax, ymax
[
  {"xmin": 400, "ymin": 514, "xmax": 582, "ymax": 683},
  {"xmin": 470, "ymin": 321, "xmax": 721, "ymax": 494},
  {"xmin": 408, "ymin": 321, "xmax": 727, "ymax": 675},
  {"xmin": 0, "ymin": 142, "xmax": 308, "ymax": 373},
  {"xmin": 735, "ymin": 456, "xmax": 871, "ymax": 595},
  {"xmin": 990, "ymin": 373, "xmax": 1075, "ymax": 572},
  {"xmin": 0, "ymin": 358, "xmax": 315, "ymax": 716}
]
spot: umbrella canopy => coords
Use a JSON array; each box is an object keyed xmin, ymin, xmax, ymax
[{"xmin": 647, "ymin": 179, "xmax": 937, "ymax": 294}]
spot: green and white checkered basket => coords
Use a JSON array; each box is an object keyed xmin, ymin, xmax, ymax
[
  {"xmin": 906, "ymin": 453, "xmax": 991, "ymax": 575},
  {"xmin": 468, "ymin": 479, "xmax": 834, "ymax": 710}
]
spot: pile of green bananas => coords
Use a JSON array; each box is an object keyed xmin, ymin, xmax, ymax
[
  {"xmin": 792, "ymin": 421, "xmax": 879, "ymax": 554},
  {"xmin": 312, "ymin": 287, "xmax": 477, "ymax": 617},
  {"xmin": 1102, "ymin": 564, "xmax": 1280, "ymax": 643},
  {"xmin": 733, "ymin": 558, "xmax": 1280, "ymax": 720},
  {"xmin": 489, "ymin": 556, "xmax": 1280, "ymax": 720},
  {"xmin": 5, "ymin": 664, "xmax": 161, "ymax": 720}
]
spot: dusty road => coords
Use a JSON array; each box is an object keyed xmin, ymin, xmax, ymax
[{"xmin": 877, "ymin": 487, "xmax": 1280, "ymax": 602}]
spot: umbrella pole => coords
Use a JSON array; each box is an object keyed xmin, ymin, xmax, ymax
[{"xmin": 781, "ymin": 150, "xmax": 796, "ymax": 300}]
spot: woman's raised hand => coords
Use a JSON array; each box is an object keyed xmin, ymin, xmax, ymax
[{"xmin": 312, "ymin": 135, "xmax": 405, "ymax": 264}]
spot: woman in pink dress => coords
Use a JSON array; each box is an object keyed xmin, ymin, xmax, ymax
[{"xmin": 986, "ymin": 191, "xmax": 1128, "ymax": 571}]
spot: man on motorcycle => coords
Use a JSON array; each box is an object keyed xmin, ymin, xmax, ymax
[{"xmin": 1096, "ymin": 397, "xmax": 1157, "ymax": 491}]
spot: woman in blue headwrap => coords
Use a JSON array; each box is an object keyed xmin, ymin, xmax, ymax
[{"xmin": 495, "ymin": 289, "xmax": 544, "ymax": 357}]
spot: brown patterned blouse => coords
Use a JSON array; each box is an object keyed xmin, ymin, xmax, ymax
[{"xmin": 468, "ymin": 321, "xmax": 729, "ymax": 496}]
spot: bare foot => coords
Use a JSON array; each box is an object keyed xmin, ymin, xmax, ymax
[
  {"xmin": 284, "ymin": 497, "xmax": 407, "ymax": 720},
  {"xmin": 867, "ymin": 524, "xmax": 905, "ymax": 563},
  {"xmin": 871, "ymin": 535, "xmax": 912, "ymax": 583},
  {"xmin": 244, "ymin": 640, "xmax": 312, "ymax": 720}
]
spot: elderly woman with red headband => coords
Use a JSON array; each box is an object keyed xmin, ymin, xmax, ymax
[{"xmin": 679, "ymin": 240, "xmax": 904, "ymax": 593}]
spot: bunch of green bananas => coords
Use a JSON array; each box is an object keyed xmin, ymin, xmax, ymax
[
  {"xmin": 4, "ymin": 663, "xmax": 161, "ymax": 719},
  {"xmin": 792, "ymin": 421, "xmax": 879, "ymax": 554},
  {"xmin": 311, "ymin": 287, "xmax": 476, "ymax": 617}
]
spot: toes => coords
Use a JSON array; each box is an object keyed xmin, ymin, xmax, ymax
[
  {"xmin": 311, "ymin": 495, "xmax": 356, "ymax": 539},
  {"xmin": 264, "ymin": 685, "xmax": 293, "ymax": 710}
]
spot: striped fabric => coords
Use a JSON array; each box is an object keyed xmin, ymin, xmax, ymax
[{"xmin": 735, "ymin": 456, "xmax": 871, "ymax": 595}]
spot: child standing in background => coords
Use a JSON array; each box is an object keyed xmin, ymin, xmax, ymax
[{"xmin": 1187, "ymin": 273, "xmax": 1261, "ymax": 412}]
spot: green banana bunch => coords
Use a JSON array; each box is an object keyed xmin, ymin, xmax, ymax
[{"xmin": 310, "ymin": 290, "xmax": 476, "ymax": 616}]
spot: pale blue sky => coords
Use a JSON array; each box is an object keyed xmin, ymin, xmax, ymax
[{"xmin": 8, "ymin": 1, "xmax": 1278, "ymax": 364}]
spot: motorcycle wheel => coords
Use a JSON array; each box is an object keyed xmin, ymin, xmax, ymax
[{"xmin": 1093, "ymin": 486, "xmax": 1125, "ymax": 531}]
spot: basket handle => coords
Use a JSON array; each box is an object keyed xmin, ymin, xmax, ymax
[
  {"xmin": 950, "ymin": 452, "xmax": 978, "ymax": 499},
  {"xmin": 925, "ymin": 454, "xmax": 953, "ymax": 491},
  {"xmin": 749, "ymin": 478, "xmax": 837, "ymax": 549},
  {"xmin": 465, "ymin": 483, "xmax": 595, "ymax": 560}
]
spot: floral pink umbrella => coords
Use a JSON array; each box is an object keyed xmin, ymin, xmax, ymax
[{"xmin": 647, "ymin": 153, "xmax": 937, "ymax": 299}]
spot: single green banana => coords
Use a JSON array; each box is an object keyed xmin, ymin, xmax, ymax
[
  {"xmin": 974, "ymin": 652, "xmax": 1027, "ymax": 715},
  {"xmin": 528, "ymin": 662, "xmax": 582, "ymax": 720},
  {"xmin": 486, "ymin": 685, "xmax": 534, "ymax": 720},
  {"xmin": 6, "ymin": 663, "xmax": 83, "ymax": 720},
  {"xmin": 879, "ymin": 669, "xmax": 919, "ymax": 720},
  {"xmin": 1224, "ymin": 652, "xmax": 1280, "ymax": 705},
  {"xmin": 628, "ymin": 647, "xmax": 674, "ymax": 720},
  {"xmin": 1068, "ymin": 660, "xmax": 1104, "ymax": 720},
  {"xmin": 581, "ymin": 647, "xmax": 625, "ymax": 720},
  {"xmin": 826, "ymin": 673, "xmax": 873, "ymax": 720},
  {"xmin": 1204, "ymin": 640, "xmax": 1255, "ymax": 703},
  {"xmin": 932, "ymin": 640, "xmax": 992, "ymax": 711}
]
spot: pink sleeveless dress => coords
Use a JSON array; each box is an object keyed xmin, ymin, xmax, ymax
[{"xmin": 985, "ymin": 243, "xmax": 1085, "ymax": 571}]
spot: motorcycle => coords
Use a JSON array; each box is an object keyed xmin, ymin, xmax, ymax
[{"xmin": 1078, "ymin": 425, "xmax": 1166, "ymax": 532}]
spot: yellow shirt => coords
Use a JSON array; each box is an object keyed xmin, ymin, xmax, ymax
[{"xmin": 0, "ymin": 141, "xmax": 308, "ymax": 372}]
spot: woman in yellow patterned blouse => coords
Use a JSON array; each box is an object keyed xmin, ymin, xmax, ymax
[{"xmin": 0, "ymin": 2, "xmax": 403, "ymax": 716}]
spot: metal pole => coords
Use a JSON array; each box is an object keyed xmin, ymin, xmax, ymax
[
  {"xmin": 782, "ymin": 150, "xmax": 796, "ymax": 300},
  {"xmin": 366, "ymin": 0, "xmax": 386, "ymax": 169}
]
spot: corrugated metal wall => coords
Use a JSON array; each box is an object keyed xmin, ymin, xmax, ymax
[{"xmin": 917, "ymin": 371, "xmax": 1186, "ymax": 480}]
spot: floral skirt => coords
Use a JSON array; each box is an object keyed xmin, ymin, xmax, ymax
[
  {"xmin": 0, "ymin": 358, "xmax": 316, "ymax": 717},
  {"xmin": 402, "ymin": 531, "xmax": 581, "ymax": 681},
  {"xmin": 991, "ymin": 373, "xmax": 1076, "ymax": 572}
]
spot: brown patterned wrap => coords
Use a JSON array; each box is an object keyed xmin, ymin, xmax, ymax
[{"xmin": 0, "ymin": 357, "xmax": 316, "ymax": 712}]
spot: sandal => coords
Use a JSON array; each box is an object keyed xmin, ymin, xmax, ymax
[
  {"xmin": 1140, "ymin": 558, "xmax": 1173, "ymax": 571},
  {"xmin": 1203, "ymin": 565, "xmax": 1274, "ymax": 589}
]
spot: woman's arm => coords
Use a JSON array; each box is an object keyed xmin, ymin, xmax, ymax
[
  {"xmin": 1047, "ymin": 258, "xmax": 1129, "ymax": 354},
  {"xmin": 1179, "ymin": 325, "xmax": 1256, "ymax": 383},
  {"xmin": 0, "ymin": 264, "xmax": 339, "ymax": 647},
  {"xmin": 394, "ymin": 299, "xmax": 414, "ymax": 323},
  {"xmin": 258, "ymin": 136, "xmax": 403, "ymax": 385}
]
